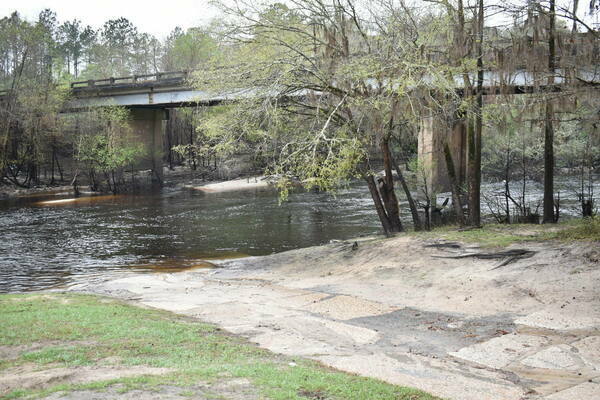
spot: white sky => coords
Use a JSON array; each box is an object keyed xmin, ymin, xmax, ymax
[
  {"xmin": 0, "ymin": 0, "xmax": 220, "ymax": 39},
  {"xmin": 1, "ymin": 0, "xmax": 597, "ymax": 39}
]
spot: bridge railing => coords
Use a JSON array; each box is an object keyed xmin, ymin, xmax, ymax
[{"xmin": 70, "ymin": 70, "xmax": 192, "ymax": 90}]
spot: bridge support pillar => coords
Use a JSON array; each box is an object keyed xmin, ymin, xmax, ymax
[
  {"xmin": 417, "ymin": 114, "xmax": 466, "ymax": 196},
  {"xmin": 130, "ymin": 108, "xmax": 166, "ymax": 184}
]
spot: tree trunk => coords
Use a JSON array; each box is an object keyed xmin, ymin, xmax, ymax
[
  {"xmin": 443, "ymin": 142, "xmax": 465, "ymax": 226},
  {"xmin": 543, "ymin": 0, "xmax": 557, "ymax": 223},
  {"xmin": 380, "ymin": 137, "xmax": 403, "ymax": 233},
  {"xmin": 365, "ymin": 174, "xmax": 393, "ymax": 236},
  {"xmin": 55, "ymin": 152, "xmax": 64, "ymax": 182},
  {"xmin": 468, "ymin": 0, "xmax": 484, "ymax": 227},
  {"xmin": 50, "ymin": 146, "xmax": 56, "ymax": 185},
  {"xmin": 391, "ymin": 151, "xmax": 421, "ymax": 231}
]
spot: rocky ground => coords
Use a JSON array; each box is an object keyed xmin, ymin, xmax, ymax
[{"xmin": 69, "ymin": 233, "xmax": 600, "ymax": 400}]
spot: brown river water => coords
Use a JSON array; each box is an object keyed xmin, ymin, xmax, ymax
[
  {"xmin": 1, "ymin": 175, "xmax": 595, "ymax": 293},
  {"xmin": 0, "ymin": 184, "xmax": 380, "ymax": 293}
]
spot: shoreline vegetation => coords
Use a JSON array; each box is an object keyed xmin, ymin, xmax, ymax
[
  {"xmin": 0, "ymin": 293, "xmax": 440, "ymax": 400},
  {"xmin": 416, "ymin": 217, "xmax": 600, "ymax": 247}
]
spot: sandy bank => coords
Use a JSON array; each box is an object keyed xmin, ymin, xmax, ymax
[
  {"xmin": 80, "ymin": 234, "xmax": 600, "ymax": 400},
  {"xmin": 184, "ymin": 176, "xmax": 274, "ymax": 193}
]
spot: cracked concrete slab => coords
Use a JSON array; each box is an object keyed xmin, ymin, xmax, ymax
[
  {"xmin": 572, "ymin": 336, "xmax": 600, "ymax": 370},
  {"xmin": 521, "ymin": 344, "xmax": 586, "ymax": 371},
  {"xmin": 304, "ymin": 294, "xmax": 398, "ymax": 320},
  {"xmin": 450, "ymin": 334, "xmax": 549, "ymax": 369},
  {"xmin": 514, "ymin": 308, "xmax": 600, "ymax": 331},
  {"xmin": 78, "ymin": 236, "xmax": 600, "ymax": 400},
  {"xmin": 544, "ymin": 382, "xmax": 600, "ymax": 400},
  {"xmin": 317, "ymin": 353, "xmax": 523, "ymax": 400}
]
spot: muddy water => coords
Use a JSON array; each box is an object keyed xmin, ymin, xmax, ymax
[
  {"xmin": 0, "ymin": 184, "xmax": 380, "ymax": 293},
  {"xmin": 1, "ymin": 174, "xmax": 596, "ymax": 293}
]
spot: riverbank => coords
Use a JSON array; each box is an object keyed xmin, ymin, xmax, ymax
[
  {"xmin": 0, "ymin": 166, "xmax": 265, "ymax": 200},
  {"xmin": 0, "ymin": 293, "xmax": 438, "ymax": 400},
  {"xmin": 183, "ymin": 176, "xmax": 274, "ymax": 193},
  {"xmin": 72, "ymin": 221, "xmax": 600, "ymax": 400}
]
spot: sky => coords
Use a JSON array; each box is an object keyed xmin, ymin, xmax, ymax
[
  {"xmin": 0, "ymin": 0, "xmax": 220, "ymax": 39},
  {"xmin": 1, "ymin": 0, "xmax": 597, "ymax": 38}
]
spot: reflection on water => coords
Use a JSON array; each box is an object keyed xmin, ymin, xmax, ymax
[
  {"xmin": 35, "ymin": 194, "xmax": 126, "ymax": 206},
  {"xmin": 126, "ymin": 259, "xmax": 220, "ymax": 273},
  {"xmin": 0, "ymin": 184, "xmax": 380, "ymax": 293}
]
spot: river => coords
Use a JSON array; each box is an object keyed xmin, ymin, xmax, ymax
[
  {"xmin": 1, "ymin": 174, "xmax": 596, "ymax": 293},
  {"xmin": 0, "ymin": 184, "xmax": 381, "ymax": 293}
]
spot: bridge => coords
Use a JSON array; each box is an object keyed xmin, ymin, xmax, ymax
[
  {"xmin": 2, "ymin": 69, "xmax": 598, "ymax": 190},
  {"xmin": 65, "ymin": 71, "xmax": 229, "ymax": 109},
  {"xmin": 65, "ymin": 71, "xmax": 225, "ymax": 183}
]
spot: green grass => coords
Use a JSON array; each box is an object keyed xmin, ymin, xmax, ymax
[
  {"xmin": 553, "ymin": 216, "xmax": 600, "ymax": 241},
  {"xmin": 0, "ymin": 293, "xmax": 441, "ymax": 400},
  {"xmin": 412, "ymin": 217, "xmax": 600, "ymax": 248}
]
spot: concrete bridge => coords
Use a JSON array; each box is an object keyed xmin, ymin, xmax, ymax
[
  {"xmin": 60, "ymin": 71, "xmax": 264, "ymax": 183},
  {"xmin": 62, "ymin": 69, "xmax": 599, "ymax": 192},
  {"xmin": 65, "ymin": 71, "xmax": 226, "ymax": 183},
  {"xmin": 3, "ymin": 69, "xmax": 597, "ymax": 190}
]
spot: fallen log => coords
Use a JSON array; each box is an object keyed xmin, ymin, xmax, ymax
[
  {"xmin": 432, "ymin": 249, "xmax": 537, "ymax": 268},
  {"xmin": 424, "ymin": 242, "xmax": 462, "ymax": 249}
]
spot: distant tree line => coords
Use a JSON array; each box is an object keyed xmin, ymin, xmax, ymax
[{"xmin": 0, "ymin": 9, "xmax": 219, "ymax": 192}]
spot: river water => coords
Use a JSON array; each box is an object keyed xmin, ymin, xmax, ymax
[
  {"xmin": 0, "ymin": 184, "xmax": 380, "ymax": 293},
  {"xmin": 1, "ymin": 175, "xmax": 596, "ymax": 293}
]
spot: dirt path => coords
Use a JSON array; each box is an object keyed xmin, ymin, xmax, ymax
[{"xmin": 77, "ymin": 235, "xmax": 600, "ymax": 400}]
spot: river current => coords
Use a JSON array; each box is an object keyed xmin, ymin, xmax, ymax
[
  {"xmin": 1, "ymin": 175, "xmax": 596, "ymax": 293},
  {"xmin": 0, "ymin": 184, "xmax": 380, "ymax": 293}
]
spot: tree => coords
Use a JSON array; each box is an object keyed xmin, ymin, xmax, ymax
[
  {"xmin": 543, "ymin": 0, "xmax": 557, "ymax": 223},
  {"xmin": 73, "ymin": 106, "xmax": 145, "ymax": 193},
  {"xmin": 58, "ymin": 19, "xmax": 95, "ymax": 77},
  {"xmin": 193, "ymin": 0, "xmax": 457, "ymax": 235},
  {"xmin": 0, "ymin": 11, "xmax": 69, "ymax": 187},
  {"xmin": 97, "ymin": 17, "xmax": 138, "ymax": 76}
]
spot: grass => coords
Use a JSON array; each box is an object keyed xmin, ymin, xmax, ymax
[
  {"xmin": 413, "ymin": 217, "xmax": 600, "ymax": 248},
  {"xmin": 0, "ymin": 293, "xmax": 441, "ymax": 400},
  {"xmin": 554, "ymin": 216, "xmax": 600, "ymax": 241}
]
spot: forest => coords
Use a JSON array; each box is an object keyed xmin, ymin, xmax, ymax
[{"xmin": 0, "ymin": 0, "xmax": 599, "ymax": 233}]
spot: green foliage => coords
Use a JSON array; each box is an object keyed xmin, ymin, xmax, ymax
[
  {"xmin": 190, "ymin": 0, "xmax": 458, "ymax": 205},
  {"xmin": 482, "ymin": 99, "xmax": 544, "ymax": 182},
  {"xmin": 482, "ymin": 97, "xmax": 599, "ymax": 218},
  {"xmin": 74, "ymin": 106, "xmax": 144, "ymax": 176},
  {"xmin": 556, "ymin": 217, "xmax": 600, "ymax": 241},
  {"xmin": 415, "ymin": 218, "xmax": 600, "ymax": 247},
  {"xmin": 272, "ymin": 122, "xmax": 368, "ymax": 199},
  {"xmin": 169, "ymin": 27, "xmax": 218, "ymax": 70}
]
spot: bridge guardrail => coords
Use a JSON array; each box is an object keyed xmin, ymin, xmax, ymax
[{"xmin": 70, "ymin": 70, "xmax": 192, "ymax": 90}]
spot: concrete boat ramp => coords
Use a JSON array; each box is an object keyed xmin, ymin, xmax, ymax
[{"xmin": 75, "ymin": 236, "xmax": 600, "ymax": 400}]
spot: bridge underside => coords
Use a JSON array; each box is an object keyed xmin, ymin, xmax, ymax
[{"xmin": 129, "ymin": 109, "xmax": 167, "ymax": 183}]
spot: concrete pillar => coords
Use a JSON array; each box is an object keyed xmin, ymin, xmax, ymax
[
  {"xmin": 129, "ymin": 108, "xmax": 166, "ymax": 184},
  {"xmin": 417, "ymin": 114, "xmax": 466, "ymax": 195}
]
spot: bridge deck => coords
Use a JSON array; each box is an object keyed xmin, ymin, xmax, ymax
[{"xmin": 1, "ymin": 69, "xmax": 598, "ymax": 111}]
